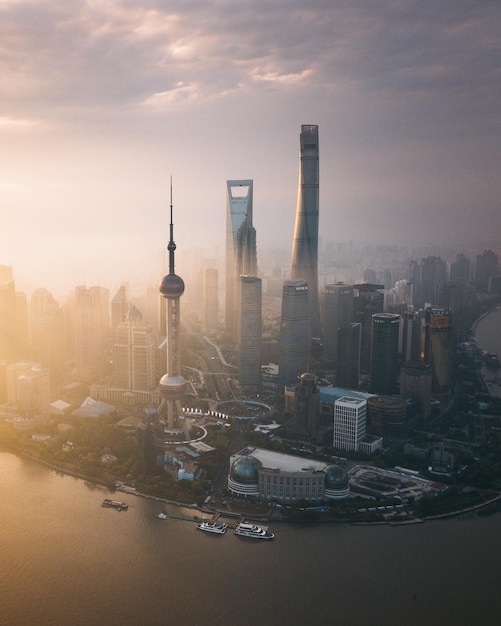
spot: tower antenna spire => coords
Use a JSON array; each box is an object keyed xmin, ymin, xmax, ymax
[
  {"xmin": 170, "ymin": 175, "xmax": 173, "ymax": 227},
  {"xmin": 168, "ymin": 175, "xmax": 176, "ymax": 275}
]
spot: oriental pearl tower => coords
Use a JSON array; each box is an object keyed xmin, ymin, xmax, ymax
[{"xmin": 158, "ymin": 181, "xmax": 186, "ymax": 431}]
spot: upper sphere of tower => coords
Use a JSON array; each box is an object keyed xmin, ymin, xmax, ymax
[{"xmin": 159, "ymin": 273, "xmax": 185, "ymax": 298}]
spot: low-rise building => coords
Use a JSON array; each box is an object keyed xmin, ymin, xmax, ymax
[{"xmin": 227, "ymin": 447, "xmax": 349, "ymax": 504}]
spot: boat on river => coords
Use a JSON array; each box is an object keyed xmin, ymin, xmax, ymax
[
  {"xmin": 234, "ymin": 522, "xmax": 274, "ymax": 540},
  {"xmin": 102, "ymin": 498, "xmax": 128, "ymax": 511},
  {"xmin": 197, "ymin": 521, "xmax": 227, "ymax": 534},
  {"xmin": 157, "ymin": 512, "xmax": 169, "ymax": 520}
]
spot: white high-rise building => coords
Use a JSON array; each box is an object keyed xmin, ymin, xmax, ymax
[{"xmin": 333, "ymin": 396, "xmax": 367, "ymax": 451}]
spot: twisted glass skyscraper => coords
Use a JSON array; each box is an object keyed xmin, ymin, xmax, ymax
[{"xmin": 290, "ymin": 125, "xmax": 320, "ymax": 339}]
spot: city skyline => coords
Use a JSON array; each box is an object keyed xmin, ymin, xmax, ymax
[{"xmin": 1, "ymin": 1, "xmax": 500, "ymax": 297}]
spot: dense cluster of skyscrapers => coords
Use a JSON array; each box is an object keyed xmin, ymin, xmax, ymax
[{"xmin": 1, "ymin": 123, "xmax": 500, "ymax": 465}]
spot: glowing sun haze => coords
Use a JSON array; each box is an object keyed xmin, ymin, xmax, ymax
[{"xmin": 1, "ymin": 0, "xmax": 500, "ymax": 296}]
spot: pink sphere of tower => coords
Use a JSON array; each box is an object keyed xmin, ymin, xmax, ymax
[{"xmin": 159, "ymin": 273, "xmax": 185, "ymax": 299}]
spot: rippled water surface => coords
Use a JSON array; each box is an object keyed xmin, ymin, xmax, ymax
[{"xmin": 1, "ymin": 451, "xmax": 501, "ymax": 625}]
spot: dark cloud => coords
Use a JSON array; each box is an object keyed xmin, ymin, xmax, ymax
[
  {"xmin": 1, "ymin": 0, "xmax": 499, "ymax": 133},
  {"xmin": 0, "ymin": 0, "xmax": 500, "ymax": 290}
]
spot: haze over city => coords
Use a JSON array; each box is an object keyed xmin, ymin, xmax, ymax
[{"xmin": 1, "ymin": 0, "xmax": 500, "ymax": 297}]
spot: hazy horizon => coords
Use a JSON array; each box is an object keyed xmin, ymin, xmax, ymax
[{"xmin": 2, "ymin": 1, "xmax": 500, "ymax": 298}]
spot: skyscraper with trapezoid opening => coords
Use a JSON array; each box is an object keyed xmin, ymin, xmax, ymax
[{"xmin": 225, "ymin": 180, "xmax": 254, "ymax": 341}]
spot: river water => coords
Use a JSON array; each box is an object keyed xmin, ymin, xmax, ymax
[
  {"xmin": 475, "ymin": 306, "xmax": 501, "ymax": 397},
  {"xmin": 1, "ymin": 451, "xmax": 501, "ymax": 626},
  {"xmin": 475, "ymin": 306, "xmax": 501, "ymax": 356}
]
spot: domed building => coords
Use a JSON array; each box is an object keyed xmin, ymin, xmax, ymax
[
  {"xmin": 323, "ymin": 465, "xmax": 350, "ymax": 500},
  {"xmin": 227, "ymin": 448, "xmax": 350, "ymax": 504},
  {"xmin": 227, "ymin": 455, "xmax": 262, "ymax": 497}
]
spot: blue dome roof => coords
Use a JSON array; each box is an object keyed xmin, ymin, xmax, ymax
[
  {"xmin": 230, "ymin": 456, "xmax": 262, "ymax": 484},
  {"xmin": 324, "ymin": 465, "xmax": 348, "ymax": 488}
]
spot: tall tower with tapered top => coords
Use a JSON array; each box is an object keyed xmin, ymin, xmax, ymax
[
  {"xmin": 158, "ymin": 181, "xmax": 186, "ymax": 430},
  {"xmin": 291, "ymin": 124, "xmax": 320, "ymax": 339}
]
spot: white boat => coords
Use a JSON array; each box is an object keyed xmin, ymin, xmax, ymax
[
  {"xmin": 157, "ymin": 512, "xmax": 169, "ymax": 519},
  {"xmin": 234, "ymin": 522, "xmax": 274, "ymax": 540},
  {"xmin": 197, "ymin": 521, "xmax": 228, "ymax": 534}
]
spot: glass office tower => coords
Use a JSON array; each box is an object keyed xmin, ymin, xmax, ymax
[{"xmin": 290, "ymin": 125, "xmax": 320, "ymax": 339}]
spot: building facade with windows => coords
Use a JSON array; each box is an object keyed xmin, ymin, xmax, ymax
[
  {"xmin": 370, "ymin": 313, "xmax": 400, "ymax": 395},
  {"xmin": 333, "ymin": 396, "xmax": 367, "ymax": 451},
  {"xmin": 290, "ymin": 125, "xmax": 320, "ymax": 339},
  {"xmin": 278, "ymin": 280, "xmax": 310, "ymax": 387},
  {"xmin": 238, "ymin": 275, "xmax": 262, "ymax": 390},
  {"xmin": 227, "ymin": 447, "xmax": 349, "ymax": 503},
  {"xmin": 323, "ymin": 283, "xmax": 354, "ymax": 364}
]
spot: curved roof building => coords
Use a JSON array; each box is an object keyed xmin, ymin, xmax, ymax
[
  {"xmin": 227, "ymin": 447, "xmax": 349, "ymax": 504},
  {"xmin": 227, "ymin": 455, "xmax": 262, "ymax": 497},
  {"xmin": 324, "ymin": 465, "xmax": 350, "ymax": 500}
]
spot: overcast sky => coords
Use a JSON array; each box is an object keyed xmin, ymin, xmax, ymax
[{"xmin": 1, "ymin": 0, "xmax": 500, "ymax": 297}]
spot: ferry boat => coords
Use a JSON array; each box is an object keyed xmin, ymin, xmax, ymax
[
  {"xmin": 234, "ymin": 522, "xmax": 274, "ymax": 540},
  {"xmin": 102, "ymin": 498, "xmax": 128, "ymax": 511},
  {"xmin": 196, "ymin": 521, "xmax": 228, "ymax": 534}
]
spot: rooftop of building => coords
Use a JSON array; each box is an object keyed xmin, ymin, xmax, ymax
[
  {"xmin": 318, "ymin": 386, "xmax": 374, "ymax": 404},
  {"xmin": 335, "ymin": 396, "xmax": 367, "ymax": 407},
  {"xmin": 50, "ymin": 400, "xmax": 71, "ymax": 412},
  {"xmin": 71, "ymin": 396, "xmax": 115, "ymax": 418},
  {"xmin": 360, "ymin": 434, "xmax": 383, "ymax": 444},
  {"xmin": 236, "ymin": 447, "xmax": 327, "ymax": 474},
  {"xmin": 367, "ymin": 395, "xmax": 407, "ymax": 408}
]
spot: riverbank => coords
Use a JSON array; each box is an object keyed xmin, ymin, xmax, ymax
[
  {"xmin": 474, "ymin": 305, "xmax": 501, "ymax": 398},
  {"xmin": 4, "ymin": 441, "xmax": 500, "ymax": 527}
]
